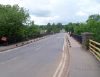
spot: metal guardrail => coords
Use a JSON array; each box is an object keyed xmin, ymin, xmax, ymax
[{"xmin": 89, "ymin": 39, "xmax": 100, "ymax": 61}]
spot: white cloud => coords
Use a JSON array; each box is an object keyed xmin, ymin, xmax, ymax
[
  {"xmin": 0, "ymin": 0, "xmax": 100, "ymax": 25},
  {"xmin": 30, "ymin": 15, "xmax": 59, "ymax": 25},
  {"xmin": 76, "ymin": 11, "xmax": 87, "ymax": 16}
]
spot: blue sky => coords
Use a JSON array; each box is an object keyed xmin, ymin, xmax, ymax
[{"xmin": 0, "ymin": 0, "xmax": 100, "ymax": 25}]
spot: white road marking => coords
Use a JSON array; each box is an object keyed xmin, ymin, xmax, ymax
[
  {"xmin": 0, "ymin": 43, "xmax": 33, "ymax": 53},
  {"xmin": 53, "ymin": 51, "xmax": 64, "ymax": 77},
  {"xmin": 53, "ymin": 34, "xmax": 67, "ymax": 77},
  {"xmin": 58, "ymin": 48, "xmax": 66, "ymax": 77},
  {"xmin": 0, "ymin": 36, "xmax": 47, "ymax": 53}
]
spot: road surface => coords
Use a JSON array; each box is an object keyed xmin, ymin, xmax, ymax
[{"xmin": 0, "ymin": 33, "xmax": 65, "ymax": 77}]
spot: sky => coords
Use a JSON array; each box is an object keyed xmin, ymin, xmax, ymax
[{"xmin": 0, "ymin": 0, "xmax": 100, "ymax": 25}]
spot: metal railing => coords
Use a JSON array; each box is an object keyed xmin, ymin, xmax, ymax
[
  {"xmin": 89, "ymin": 39, "xmax": 100, "ymax": 61},
  {"xmin": 71, "ymin": 34, "xmax": 82, "ymax": 43}
]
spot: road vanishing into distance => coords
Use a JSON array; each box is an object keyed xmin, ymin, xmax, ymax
[{"xmin": 0, "ymin": 33, "xmax": 65, "ymax": 77}]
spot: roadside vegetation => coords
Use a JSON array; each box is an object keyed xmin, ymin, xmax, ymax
[
  {"xmin": 65, "ymin": 14, "xmax": 100, "ymax": 42},
  {"xmin": 0, "ymin": 4, "xmax": 63, "ymax": 45},
  {"xmin": 0, "ymin": 4, "xmax": 99, "ymax": 45}
]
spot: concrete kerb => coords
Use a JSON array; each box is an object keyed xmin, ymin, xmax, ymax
[
  {"xmin": 16, "ymin": 36, "xmax": 46, "ymax": 47},
  {"xmin": 61, "ymin": 34, "xmax": 70, "ymax": 77},
  {"xmin": 64, "ymin": 34, "xmax": 70, "ymax": 77},
  {"xmin": 0, "ymin": 35, "xmax": 48, "ymax": 52}
]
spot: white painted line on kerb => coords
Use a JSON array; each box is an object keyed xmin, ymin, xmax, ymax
[
  {"xmin": 0, "ymin": 43, "xmax": 33, "ymax": 53},
  {"xmin": 0, "ymin": 36, "xmax": 47, "ymax": 53}
]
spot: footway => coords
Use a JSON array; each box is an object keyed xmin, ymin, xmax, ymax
[{"xmin": 66, "ymin": 34, "xmax": 100, "ymax": 77}]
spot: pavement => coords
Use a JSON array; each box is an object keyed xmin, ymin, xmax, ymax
[
  {"xmin": 66, "ymin": 34, "xmax": 100, "ymax": 77},
  {"xmin": 0, "ymin": 33, "xmax": 65, "ymax": 77}
]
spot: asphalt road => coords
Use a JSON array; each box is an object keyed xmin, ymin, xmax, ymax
[{"xmin": 0, "ymin": 33, "xmax": 65, "ymax": 77}]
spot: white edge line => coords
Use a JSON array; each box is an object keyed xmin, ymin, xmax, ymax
[{"xmin": 0, "ymin": 36, "xmax": 47, "ymax": 53}]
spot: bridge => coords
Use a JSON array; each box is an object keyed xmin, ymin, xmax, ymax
[{"xmin": 0, "ymin": 33, "xmax": 99, "ymax": 77}]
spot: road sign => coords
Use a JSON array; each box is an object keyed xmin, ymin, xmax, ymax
[{"xmin": 1, "ymin": 37, "xmax": 7, "ymax": 41}]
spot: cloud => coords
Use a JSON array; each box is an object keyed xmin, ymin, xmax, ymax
[
  {"xmin": 30, "ymin": 15, "xmax": 60, "ymax": 25},
  {"xmin": 30, "ymin": 9, "xmax": 51, "ymax": 17},
  {"xmin": 76, "ymin": 11, "xmax": 87, "ymax": 16},
  {"xmin": 0, "ymin": 0, "xmax": 100, "ymax": 25},
  {"xmin": 95, "ymin": 0, "xmax": 100, "ymax": 3}
]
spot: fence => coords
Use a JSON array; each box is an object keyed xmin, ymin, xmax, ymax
[
  {"xmin": 89, "ymin": 39, "xmax": 100, "ymax": 61},
  {"xmin": 71, "ymin": 34, "xmax": 82, "ymax": 43}
]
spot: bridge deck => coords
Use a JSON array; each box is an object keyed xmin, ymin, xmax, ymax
[{"xmin": 67, "ymin": 34, "xmax": 100, "ymax": 77}]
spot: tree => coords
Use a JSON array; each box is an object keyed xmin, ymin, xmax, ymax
[
  {"xmin": 46, "ymin": 23, "xmax": 62, "ymax": 34},
  {"xmin": 87, "ymin": 14, "xmax": 100, "ymax": 22},
  {"xmin": 46, "ymin": 23, "xmax": 52, "ymax": 33},
  {"xmin": 0, "ymin": 4, "xmax": 29, "ymax": 43},
  {"xmin": 28, "ymin": 21, "xmax": 40, "ymax": 38},
  {"xmin": 64, "ymin": 14, "xmax": 100, "ymax": 42}
]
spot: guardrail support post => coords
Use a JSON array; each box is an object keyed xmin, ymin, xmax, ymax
[{"xmin": 82, "ymin": 32, "xmax": 93, "ymax": 50}]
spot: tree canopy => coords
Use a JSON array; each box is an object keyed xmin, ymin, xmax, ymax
[
  {"xmin": 0, "ymin": 4, "xmax": 29, "ymax": 43},
  {"xmin": 65, "ymin": 14, "xmax": 100, "ymax": 42},
  {"xmin": 0, "ymin": 4, "xmax": 63, "ymax": 45}
]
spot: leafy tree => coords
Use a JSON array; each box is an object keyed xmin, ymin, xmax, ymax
[
  {"xmin": 65, "ymin": 14, "xmax": 100, "ymax": 42},
  {"xmin": 0, "ymin": 4, "xmax": 29, "ymax": 43},
  {"xmin": 28, "ymin": 22, "xmax": 40, "ymax": 38},
  {"xmin": 46, "ymin": 23, "xmax": 62, "ymax": 34},
  {"xmin": 46, "ymin": 23, "xmax": 52, "ymax": 33}
]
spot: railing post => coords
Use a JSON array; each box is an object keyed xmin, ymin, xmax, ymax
[{"xmin": 81, "ymin": 32, "xmax": 93, "ymax": 50}]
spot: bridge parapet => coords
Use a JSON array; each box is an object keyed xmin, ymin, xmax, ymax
[{"xmin": 81, "ymin": 32, "xmax": 93, "ymax": 49}]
